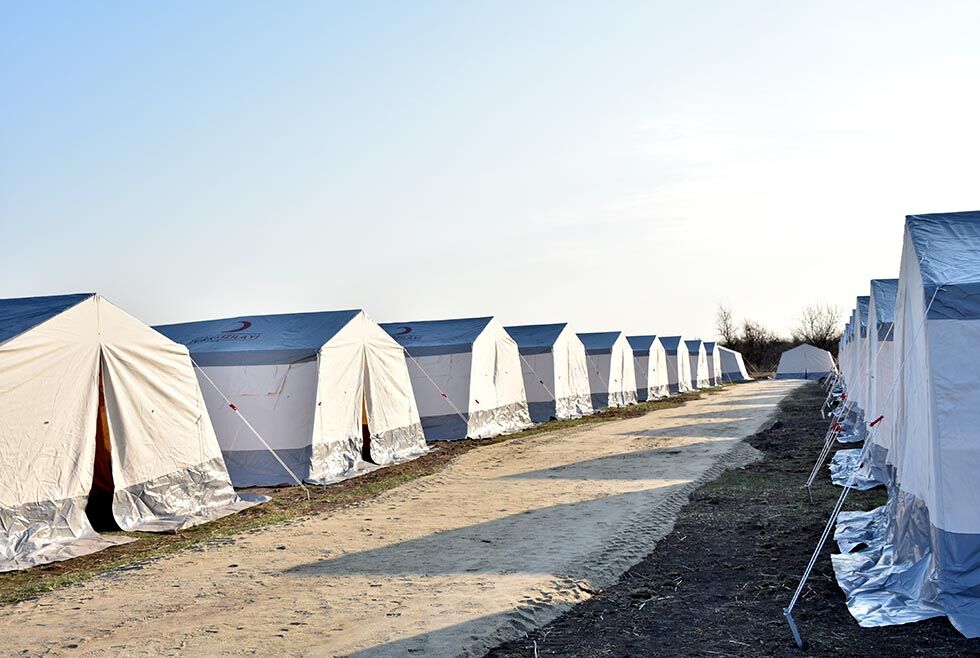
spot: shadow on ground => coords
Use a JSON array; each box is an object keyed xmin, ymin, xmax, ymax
[{"xmin": 287, "ymin": 485, "xmax": 688, "ymax": 579}]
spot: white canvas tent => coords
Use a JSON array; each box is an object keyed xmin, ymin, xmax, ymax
[
  {"xmin": 504, "ymin": 323, "xmax": 593, "ymax": 423},
  {"xmin": 577, "ymin": 332, "xmax": 638, "ymax": 409},
  {"xmin": 863, "ymin": 279, "xmax": 898, "ymax": 476},
  {"xmin": 685, "ymin": 339, "xmax": 712, "ymax": 389},
  {"xmin": 775, "ymin": 344, "xmax": 835, "ymax": 380},
  {"xmin": 380, "ymin": 317, "xmax": 532, "ymax": 440},
  {"xmin": 850, "ymin": 296, "xmax": 871, "ymax": 415},
  {"xmin": 833, "ymin": 212, "xmax": 980, "ymax": 637},
  {"xmin": 626, "ymin": 335, "xmax": 670, "ymax": 401},
  {"xmin": 660, "ymin": 336, "xmax": 694, "ymax": 394},
  {"xmin": 840, "ymin": 319, "xmax": 853, "ymax": 389},
  {"xmin": 703, "ymin": 342, "xmax": 724, "ymax": 386},
  {"xmin": 157, "ymin": 310, "xmax": 427, "ymax": 487},
  {"xmin": 835, "ymin": 311, "xmax": 867, "ymax": 444},
  {"xmin": 0, "ymin": 293, "xmax": 260, "ymax": 572},
  {"xmin": 717, "ymin": 345, "xmax": 751, "ymax": 382}
]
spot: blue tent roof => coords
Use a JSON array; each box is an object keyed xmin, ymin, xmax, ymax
[
  {"xmin": 504, "ymin": 323, "xmax": 567, "ymax": 355},
  {"xmin": 626, "ymin": 335, "xmax": 659, "ymax": 356},
  {"xmin": 871, "ymin": 279, "xmax": 899, "ymax": 341},
  {"xmin": 871, "ymin": 279, "xmax": 899, "ymax": 326},
  {"xmin": 576, "ymin": 331, "xmax": 622, "ymax": 355},
  {"xmin": 703, "ymin": 341, "xmax": 717, "ymax": 354},
  {"xmin": 155, "ymin": 310, "xmax": 361, "ymax": 366},
  {"xmin": 857, "ymin": 296, "xmax": 870, "ymax": 338},
  {"xmin": 907, "ymin": 211, "xmax": 980, "ymax": 319},
  {"xmin": 684, "ymin": 339, "xmax": 703, "ymax": 355},
  {"xmin": 659, "ymin": 335, "xmax": 684, "ymax": 355},
  {"xmin": 0, "ymin": 293, "xmax": 94, "ymax": 344},
  {"xmin": 380, "ymin": 317, "xmax": 492, "ymax": 356}
]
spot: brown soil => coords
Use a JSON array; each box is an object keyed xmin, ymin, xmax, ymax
[{"xmin": 487, "ymin": 383, "xmax": 980, "ymax": 657}]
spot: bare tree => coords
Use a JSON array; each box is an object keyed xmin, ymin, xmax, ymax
[
  {"xmin": 716, "ymin": 303, "xmax": 839, "ymax": 374},
  {"xmin": 716, "ymin": 305, "xmax": 737, "ymax": 345},
  {"xmin": 792, "ymin": 303, "xmax": 843, "ymax": 354}
]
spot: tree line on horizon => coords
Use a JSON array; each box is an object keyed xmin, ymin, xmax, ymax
[{"xmin": 715, "ymin": 303, "xmax": 843, "ymax": 374}]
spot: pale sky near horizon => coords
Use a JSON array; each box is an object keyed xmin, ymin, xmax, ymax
[{"xmin": 3, "ymin": 1, "xmax": 980, "ymax": 339}]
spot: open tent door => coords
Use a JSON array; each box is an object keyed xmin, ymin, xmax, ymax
[
  {"xmin": 85, "ymin": 365, "xmax": 118, "ymax": 531},
  {"xmin": 361, "ymin": 394, "xmax": 374, "ymax": 464}
]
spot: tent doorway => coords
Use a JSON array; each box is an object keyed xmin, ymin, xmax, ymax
[
  {"xmin": 360, "ymin": 359, "xmax": 379, "ymax": 464},
  {"xmin": 361, "ymin": 396, "xmax": 376, "ymax": 464},
  {"xmin": 85, "ymin": 365, "xmax": 119, "ymax": 531}
]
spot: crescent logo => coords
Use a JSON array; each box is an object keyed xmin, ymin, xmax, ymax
[
  {"xmin": 225, "ymin": 321, "xmax": 252, "ymax": 333},
  {"xmin": 395, "ymin": 326, "xmax": 412, "ymax": 335}
]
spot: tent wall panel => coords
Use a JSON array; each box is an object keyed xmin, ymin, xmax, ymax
[
  {"xmin": 578, "ymin": 332, "xmax": 638, "ymax": 409},
  {"xmin": 686, "ymin": 340, "xmax": 711, "ymax": 389},
  {"xmin": 704, "ymin": 342, "xmax": 725, "ymax": 386},
  {"xmin": 661, "ymin": 336, "xmax": 693, "ymax": 395},
  {"xmin": 507, "ymin": 324, "xmax": 593, "ymax": 423},
  {"xmin": 626, "ymin": 335, "xmax": 670, "ymax": 401},
  {"xmin": 384, "ymin": 317, "xmax": 531, "ymax": 441},
  {"xmin": 717, "ymin": 346, "xmax": 752, "ymax": 382}
]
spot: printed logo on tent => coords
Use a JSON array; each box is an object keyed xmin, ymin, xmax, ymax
[
  {"xmin": 225, "ymin": 321, "xmax": 252, "ymax": 333},
  {"xmin": 187, "ymin": 320, "xmax": 261, "ymax": 344},
  {"xmin": 392, "ymin": 326, "xmax": 421, "ymax": 341}
]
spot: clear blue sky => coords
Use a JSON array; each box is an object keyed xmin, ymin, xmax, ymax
[{"xmin": 3, "ymin": 1, "xmax": 979, "ymax": 337}]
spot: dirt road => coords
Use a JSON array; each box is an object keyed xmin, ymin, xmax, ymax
[{"xmin": 3, "ymin": 380, "xmax": 802, "ymax": 657}]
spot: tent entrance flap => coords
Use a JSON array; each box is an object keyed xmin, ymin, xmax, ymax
[
  {"xmin": 361, "ymin": 395, "xmax": 373, "ymax": 463},
  {"xmin": 85, "ymin": 365, "xmax": 119, "ymax": 531}
]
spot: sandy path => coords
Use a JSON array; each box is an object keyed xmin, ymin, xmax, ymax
[{"xmin": 4, "ymin": 380, "xmax": 802, "ymax": 657}]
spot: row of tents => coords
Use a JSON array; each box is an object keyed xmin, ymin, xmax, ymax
[
  {"xmin": 812, "ymin": 211, "xmax": 980, "ymax": 639},
  {"xmin": 0, "ymin": 295, "xmax": 753, "ymax": 572}
]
